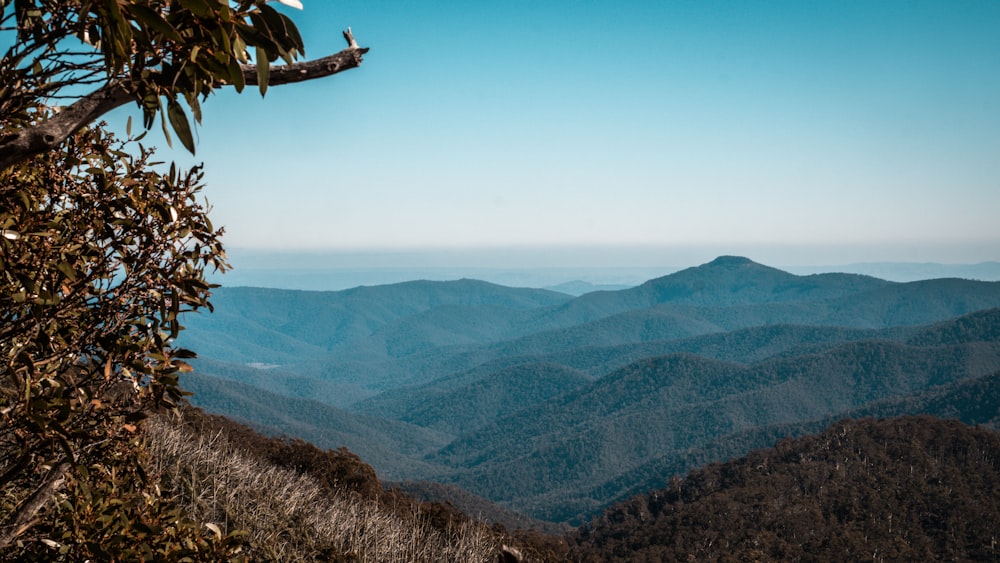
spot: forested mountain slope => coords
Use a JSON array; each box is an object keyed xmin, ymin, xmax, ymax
[
  {"xmin": 182, "ymin": 258, "xmax": 1000, "ymax": 401},
  {"xmin": 180, "ymin": 257, "xmax": 1000, "ymax": 523},
  {"xmin": 179, "ymin": 373, "xmax": 451, "ymax": 478},
  {"xmin": 424, "ymin": 336, "xmax": 1000, "ymax": 522},
  {"xmin": 531, "ymin": 255, "xmax": 890, "ymax": 328},
  {"xmin": 182, "ymin": 279, "xmax": 571, "ymax": 364},
  {"xmin": 572, "ymin": 416, "xmax": 1000, "ymax": 562},
  {"xmin": 355, "ymin": 323, "xmax": 911, "ymax": 424}
]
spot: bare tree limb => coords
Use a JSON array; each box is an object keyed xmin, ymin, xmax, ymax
[
  {"xmin": 0, "ymin": 83, "xmax": 132, "ymax": 171},
  {"xmin": 0, "ymin": 461, "xmax": 71, "ymax": 550},
  {"xmin": 0, "ymin": 31, "xmax": 368, "ymax": 171},
  {"xmin": 247, "ymin": 28, "xmax": 369, "ymax": 87}
]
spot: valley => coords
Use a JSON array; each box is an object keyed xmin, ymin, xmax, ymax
[{"xmin": 178, "ymin": 256, "xmax": 1000, "ymax": 525}]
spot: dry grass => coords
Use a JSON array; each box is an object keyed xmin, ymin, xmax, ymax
[{"xmin": 144, "ymin": 414, "xmax": 503, "ymax": 562}]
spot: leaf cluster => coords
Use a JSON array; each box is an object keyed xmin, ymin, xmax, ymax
[
  {"xmin": 1, "ymin": 0, "xmax": 306, "ymax": 152},
  {"xmin": 0, "ymin": 108, "xmax": 228, "ymax": 556},
  {"xmin": 3, "ymin": 427, "xmax": 246, "ymax": 562}
]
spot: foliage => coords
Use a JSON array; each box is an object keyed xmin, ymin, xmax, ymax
[
  {"xmin": 3, "ymin": 424, "xmax": 245, "ymax": 562},
  {"xmin": 0, "ymin": 105, "xmax": 230, "ymax": 556},
  {"xmin": 0, "ymin": 0, "xmax": 366, "ymax": 557},
  {"xmin": 0, "ymin": 0, "xmax": 306, "ymax": 152}
]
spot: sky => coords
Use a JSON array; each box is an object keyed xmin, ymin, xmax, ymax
[{"xmin": 115, "ymin": 0, "xmax": 1000, "ymax": 269}]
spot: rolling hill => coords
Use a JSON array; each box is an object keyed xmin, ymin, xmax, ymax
[{"xmin": 179, "ymin": 257, "xmax": 1000, "ymax": 523}]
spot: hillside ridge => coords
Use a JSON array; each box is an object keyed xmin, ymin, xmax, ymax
[{"xmin": 179, "ymin": 257, "xmax": 1000, "ymax": 523}]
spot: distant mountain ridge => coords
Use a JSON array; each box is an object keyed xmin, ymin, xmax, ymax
[
  {"xmin": 182, "ymin": 278, "xmax": 571, "ymax": 367},
  {"xmin": 180, "ymin": 256, "xmax": 1000, "ymax": 523},
  {"xmin": 210, "ymin": 249, "xmax": 1000, "ymax": 291},
  {"xmin": 789, "ymin": 260, "xmax": 1000, "ymax": 282}
]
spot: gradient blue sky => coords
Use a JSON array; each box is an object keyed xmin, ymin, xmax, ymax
[{"xmin": 125, "ymin": 0, "xmax": 1000, "ymax": 267}]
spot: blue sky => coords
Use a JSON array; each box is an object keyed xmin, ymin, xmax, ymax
[{"xmin": 126, "ymin": 0, "xmax": 1000, "ymax": 267}]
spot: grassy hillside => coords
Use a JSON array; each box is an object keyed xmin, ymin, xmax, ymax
[{"xmin": 144, "ymin": 408, "xmax": 569, "ymax": 562}]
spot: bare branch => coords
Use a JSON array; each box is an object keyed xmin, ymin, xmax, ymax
[
  {"xmin": 242, "ymin": 35, "xmax": 368, "ymax": 87},
  {"xmin": 0, "ymin": 32, "xmax": 368, "ymax": 171},
  {"xmin": 0, "ymin": 83, "xmax": 132, "ymax": 170},
  {"xmin": 0, "ymin": 461, "xmax": 71, "ymax": 550}
]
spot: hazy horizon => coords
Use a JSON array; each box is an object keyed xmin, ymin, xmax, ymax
[
  {"xmin": 206, "ymin": 246, "xmax": 1000, "ymax": 292},
  {"xmin": 222, "ymin": 243, "xmax": 1000, "ymax": 268}
]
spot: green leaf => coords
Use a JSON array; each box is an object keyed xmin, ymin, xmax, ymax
[
  {"xmin": 127, "ymin": 5, "xmax": 184, "ymax": 43},
  {"xmin": 158, "ymin": 100, "xmax": 173, "ymax": 148},
  {"xmin": 56, "ymin": 261, "xmax": 77, "ymax": 281},
  {"xmin": 233, "ymin": 34, "xmax": 248, "ymax": 63},
  {"xmin": 187, "ymin": 93, "xmax": 202, "ymax": 124},
  {"xmin": 103, "ymin": 0, "xmax": 132, "ymax": 70},
  {"xmin": 227, "ymin": 57, "xmax": 245, "ymax": 93},
  {"xmin": 177, "ymin": 0, "xmax": 215, "ymax": 19},
  {"xmin": 255, "ymin": 46, "xmax": 269, "ymax": 96},
  {"xmin": 259, "ymin": 4, "xmax": 295, "ymax": 54},
  {"xmin": 166, "ymin": 99, "xmax": 196, "ymax": 154},
  {"xmin": 281, "ymin": 12, "xmax": 306, "ymax": 56}
]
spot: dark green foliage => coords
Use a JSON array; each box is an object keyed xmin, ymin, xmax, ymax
[
  {"xmin": 421, "ymin": 333, "xmax": 1000, "ymax": 522},
  {"xmin": 392, "ymin": 362, "xmax": 593, "ymax": 435},
  {"xmin": 572, "ymin": 416, "xmax": 1000, "ymax": 562},
  {"xmin": 849, "ymin": 370, "xmax": 1000, "ymax": 427},
  {"xmin": 907, "ymin": 307, "xmax": 1000, "ymax": 346}
]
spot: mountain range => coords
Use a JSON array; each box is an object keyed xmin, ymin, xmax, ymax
[{"xmin": 178, "ymin": 256, "xmax": 1000, "ymax": 524}]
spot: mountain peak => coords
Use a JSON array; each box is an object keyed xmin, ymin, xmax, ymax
[
  {"xmin": 627, "ymin": 255, "xmax": 882, "ymax": 308},
  {"xmin": 705, "ymin": 255, "xmax": 758, "ymax": 268}
]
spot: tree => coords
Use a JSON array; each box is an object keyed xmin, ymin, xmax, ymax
[
  {"xmin": 0, "ymin": 0, "xmax": 367, "ymax": 167},
  {"xmin": 0, "ymin": 1, "xmax": 367, "ymax": 558}
]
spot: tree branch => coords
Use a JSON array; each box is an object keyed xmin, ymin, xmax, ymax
[
  {"xmin": 0, "ymin": 83, "xmax": 132, "ymax": 171},
  {"xmin": 0, "ymin": 30, "xmax": 368, "ymax": 171},
  {"xmin": 246, "ymin": 28, "xmax": 369, "ymax": 87},
  {"xmin": 0, "ymin": 461, "xmax": 71, "ymax": 550}
]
